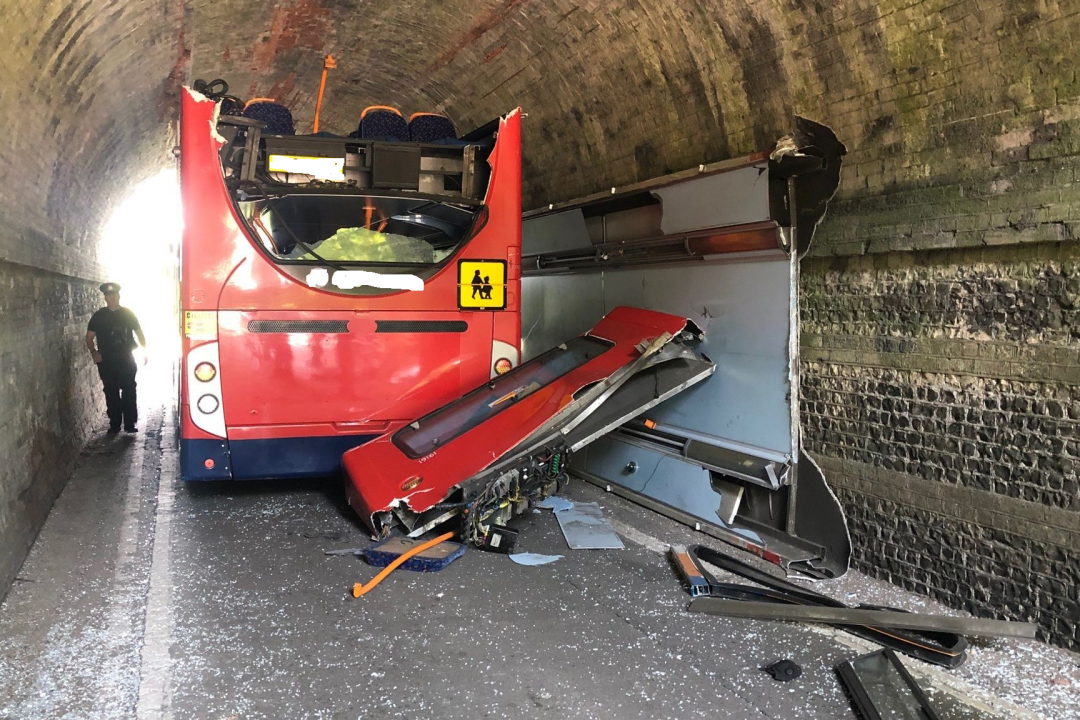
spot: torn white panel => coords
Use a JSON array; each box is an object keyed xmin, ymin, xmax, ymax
[
  {"xmin": 331, "ymin": 270, "xmax": 423, "ymax": 291},
  {"xmin": 209, "ymin": 103, "xmax": 226, "ymax": 145},
  {"xmin": 184, "ymin": 86, "xmax": 228, "ymax": 145},
  {"xmin": 185, "ymin": 86, "xmax": 210, "ymax": 103},
  {"xmin": 386, "ymin": 487, "xmax": 437, "ymax": 510}
]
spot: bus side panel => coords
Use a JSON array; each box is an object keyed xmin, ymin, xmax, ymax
[{"xmin": 179, "ymin": 89, "xmax": 236, "ymax": 482}]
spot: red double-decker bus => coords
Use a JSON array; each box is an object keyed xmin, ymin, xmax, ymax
[{"xmin": 178, "ymin": 89, "xmax": 522, "ymax": 480}]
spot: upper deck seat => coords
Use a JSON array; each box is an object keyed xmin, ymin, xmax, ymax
[
  {"xmin": 219, "ymin": 96, "xmax": 244, "ymax": 116},
  {"xmin": 358, "ymin": 106, "xmax": 409, "ymax": 142},
  {"xmin": 408, "ymin": 113, "xmax": 457, "ymax": 143},
  {"xmin": 242, "ymin": 99, "xmax": 295, "ymax": 135}
]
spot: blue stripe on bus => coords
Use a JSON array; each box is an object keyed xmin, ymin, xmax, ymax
[
  {"xmin": 181, "ymin": 435, "xmax": 379, "ymax": 481},
  {"xmin": 180, "ymin": 438, "xmax": 233, "ymax": 480},
  {"xmin": 196, "ymin": 434, "xmax": 381, "ymax": 481}
]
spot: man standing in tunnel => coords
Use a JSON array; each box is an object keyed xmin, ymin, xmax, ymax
[{"xmin": 85, "ymin": 283, "xmax": 146, "ymax": 434}]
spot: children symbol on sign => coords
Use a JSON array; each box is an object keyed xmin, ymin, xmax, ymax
[
  {"xmin": 470, "ymin": 269, "xmax": 484, "ymax": 299},
  {"xmin": 481, "ymin": 276, "xmax": 493, "ymax": 300}
]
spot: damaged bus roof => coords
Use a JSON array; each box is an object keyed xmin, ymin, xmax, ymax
[{"xmin": 342, "ymin": 307, "xmax": 714, "ymax": 544}]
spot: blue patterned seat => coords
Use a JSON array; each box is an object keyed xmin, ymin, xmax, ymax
[
  {"xmin": 408, "ymin": 113, "xmax": 457, "ymax": 143},
  {"xmin": 219, "ymin": 96, "xmax": 244, "ymax": 116},
  {"xmin": 359, "ymin": 106, "xmax": 409, "ymax": 141},
  {"xmin": 242, "ymin": 100, "xmax": 295, "ymax": 135}
]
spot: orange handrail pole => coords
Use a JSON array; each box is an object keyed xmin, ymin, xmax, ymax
[{"xmin": 312, "ymin": 53, "xmax": 337, "ymax": 133}]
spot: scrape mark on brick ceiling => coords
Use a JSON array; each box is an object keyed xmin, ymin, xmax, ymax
[
  {"xmin": 266, "ymin": 73, "xmax": 298, "ymax": 106},
  {"xmin": 160, "ymin": 0, "xmax": 191, "ymax": 121},
  {"xmin": 483, "ymin": 43, "xmax": 508, "ymax": 64},
  {"xmin": 427, "ymin": 0, "xmax": 526, "ymax": 73},
  {"xmin": 249, "ymin": 0, "xmax": 330, "ymax": 83}
]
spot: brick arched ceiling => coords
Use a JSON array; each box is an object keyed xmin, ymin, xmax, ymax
[
  {"xmin": 2, "ymin": 0, "xmax": 1072, "ymax": 266},
  {"xmin": 3, "ymin": 0, "xmax": 1079, "ymax": 652}
]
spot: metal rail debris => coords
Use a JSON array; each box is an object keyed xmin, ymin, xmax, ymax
[
  {"xmin": 687, "ymin": 598, "xmax": 1038, "ymax": 639},
  {"xmin": 670, "ymin": 544, "xmax": 970, "ymax": 668}
]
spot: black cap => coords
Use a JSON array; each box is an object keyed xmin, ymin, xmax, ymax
[{"xmin": 99, "ymin": 282, "xmax": 121, "ymax": 294}]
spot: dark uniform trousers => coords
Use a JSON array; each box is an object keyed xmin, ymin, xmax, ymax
[{"xmin": 97, "ymin": 353, "xmax": 138, "ymax": 429}]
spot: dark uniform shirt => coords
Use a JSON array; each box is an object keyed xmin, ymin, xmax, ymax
[{"xmin": 88, "ymin": 307, "xmax": 141, "ymax": 360}]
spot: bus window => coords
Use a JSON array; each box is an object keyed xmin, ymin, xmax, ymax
[
  {"xmin": 240, "ymin": 194, "xmax": 482, "ymax": 266},
  {"xmin": 393, "ymin": 335, "xmax": 613, "ymax": 459}
]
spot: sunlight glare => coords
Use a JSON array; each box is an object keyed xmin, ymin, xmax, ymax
[{"xmin": 100, "ymin": 169, "xmax": 182, "ymax": 400}]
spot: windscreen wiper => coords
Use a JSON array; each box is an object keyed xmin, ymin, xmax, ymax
[
  {"xmin": 388, "ymin": 214, "xmax": 461, "ymax": 237},
  {"xmin": 236, "ymin": 180, "xmax": 346, "ymax": 272}
]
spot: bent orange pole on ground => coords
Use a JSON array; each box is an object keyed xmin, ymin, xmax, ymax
[{"xmin": 351, "ymin": 532, "xmax": 455, "ymax": 598}]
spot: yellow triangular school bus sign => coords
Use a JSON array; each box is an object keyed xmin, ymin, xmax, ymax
[{"xmin": 458, "ymin": 260, "xmax": 507, "ymax": 310}]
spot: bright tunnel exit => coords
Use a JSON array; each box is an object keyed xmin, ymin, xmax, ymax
[{"xmin": 99, "ymin": 168, "xmax": 182, "ymax": 404}]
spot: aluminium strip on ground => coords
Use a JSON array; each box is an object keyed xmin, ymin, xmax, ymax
[{"xmin": 687, "ymin": 598, "xmax": 1038, "ymax": 639}]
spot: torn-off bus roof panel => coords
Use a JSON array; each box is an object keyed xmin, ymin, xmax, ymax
[{"xmin": 342, "ymin": 306, "xmax": 712, "ymax": 538}]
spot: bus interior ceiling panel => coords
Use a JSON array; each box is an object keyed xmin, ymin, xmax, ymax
[
  {"xmin": 521, "ymin": 273, "xmax": 605, "ymax": 361},
  {"xmin": 651, "ymin": 163, "xmax": 771, "ymax": 234},
  {"xmin": 518, "ymin": 123, "xmax": 849, "ymax": 577},
  {"xmin": 520, "ymin": 208, "xmax": 592, "ymax": 256},
  {"xmin": 598, "ymin": 261, "xmax": 793, "ymax": 457},
  {"xmin": 520, "ymin": 219, "xmax": 793, "ymax": 462}
]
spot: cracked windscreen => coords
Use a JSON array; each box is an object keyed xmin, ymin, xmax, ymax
[{"xmin": 241, "ymin": 194, "xmax": 480, "ymax": 265}]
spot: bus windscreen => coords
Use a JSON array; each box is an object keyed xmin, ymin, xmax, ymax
[{"xmin": 242, "ymin": 194, "xmax": 481, "ymax": 265}]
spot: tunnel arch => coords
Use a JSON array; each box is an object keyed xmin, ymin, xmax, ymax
[
  {"xmin": 6, "ymin": 1, "xmax": 1069, "ymax": 220},
  {"xmin": 1, "ymin": 0, "xmax": 1078, "ymax": 649}
]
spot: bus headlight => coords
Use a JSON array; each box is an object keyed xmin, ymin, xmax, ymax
[
  {"xmin": 194, "ymin": 362, "xmax": 217, "ymax": 382},
  {"xmin": 196, "ymin": 394, "xmax": 220, "ymax": 414}
]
